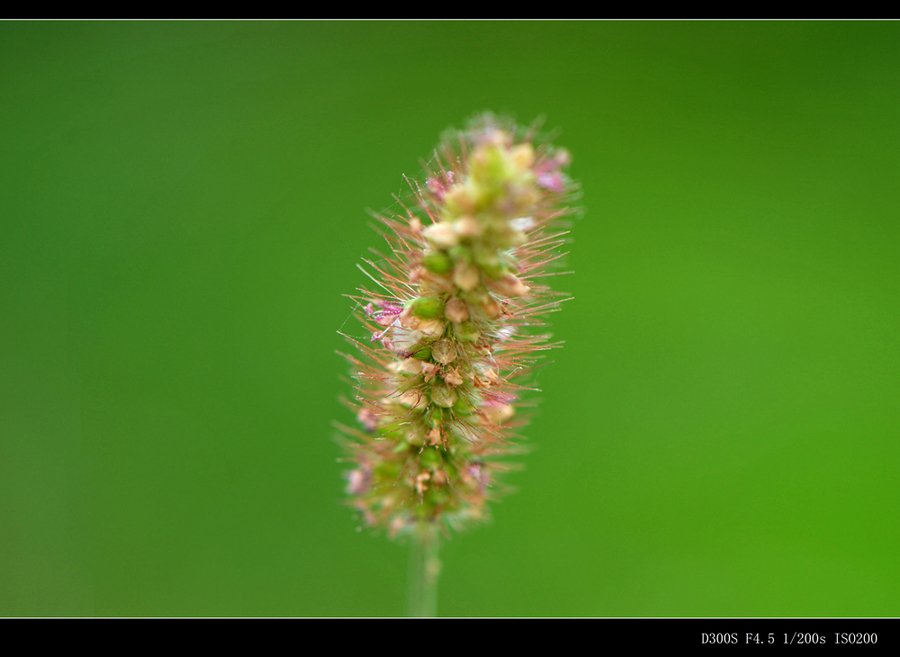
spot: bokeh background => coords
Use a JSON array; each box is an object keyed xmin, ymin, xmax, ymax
[{"xmin": 2, "ymin": 21, "xmax": 898, "ymax": 617}]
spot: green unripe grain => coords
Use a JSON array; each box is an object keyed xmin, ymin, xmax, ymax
[
  {"xmin": 455, "ymin": 320, "xmax": 480, "ymax": 342},
  {"xmin": 411, "ymin": 296, "xmax": 445, "ymax": 319},
  {"xmin": 422, "ymin": 251, "xmax": 453, "ymax": 274}
]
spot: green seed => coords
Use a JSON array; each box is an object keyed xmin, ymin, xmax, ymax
[
  {"xmin": 422, "ymin": 251, "xmax": 452, "ymax": 274},
  {"xmin": 456, "ymin": 320, "xmax": 480, "ymax": 342},
  {"xmin": 431, "ymin": 382, "xmax": 458, "ymax": 408},
  {"xmin": 411, "ymin": 296, "xmax": 445, "ymax": 319}
]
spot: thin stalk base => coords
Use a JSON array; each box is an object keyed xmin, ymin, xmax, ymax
[{"xmin": 407, "ymin": 523, "xmax": 441, "ymax": 617}]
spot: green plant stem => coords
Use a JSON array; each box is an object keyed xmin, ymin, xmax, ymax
[{"xmin": 407, "ymin": 522, "xmax": 441, "ymax": 617}]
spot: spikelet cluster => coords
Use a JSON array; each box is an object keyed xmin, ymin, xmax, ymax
[{"xmin": 339, "ymin": 114, "xmax": 578, "ymax": 539}]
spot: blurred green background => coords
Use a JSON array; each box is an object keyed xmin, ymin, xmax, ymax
[{"xmin": 1, "ymin": 21, "xmax": 898, "ymax": 617}]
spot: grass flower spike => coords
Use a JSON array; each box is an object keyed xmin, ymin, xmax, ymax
[{"xmin": 338, "ymin": 114, "xmax": 578, "ymax": 611}]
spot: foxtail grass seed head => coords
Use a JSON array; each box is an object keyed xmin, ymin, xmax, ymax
[{"xmin": 338, "ymin": 113, "xmax": 579, "ymax": 540}]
